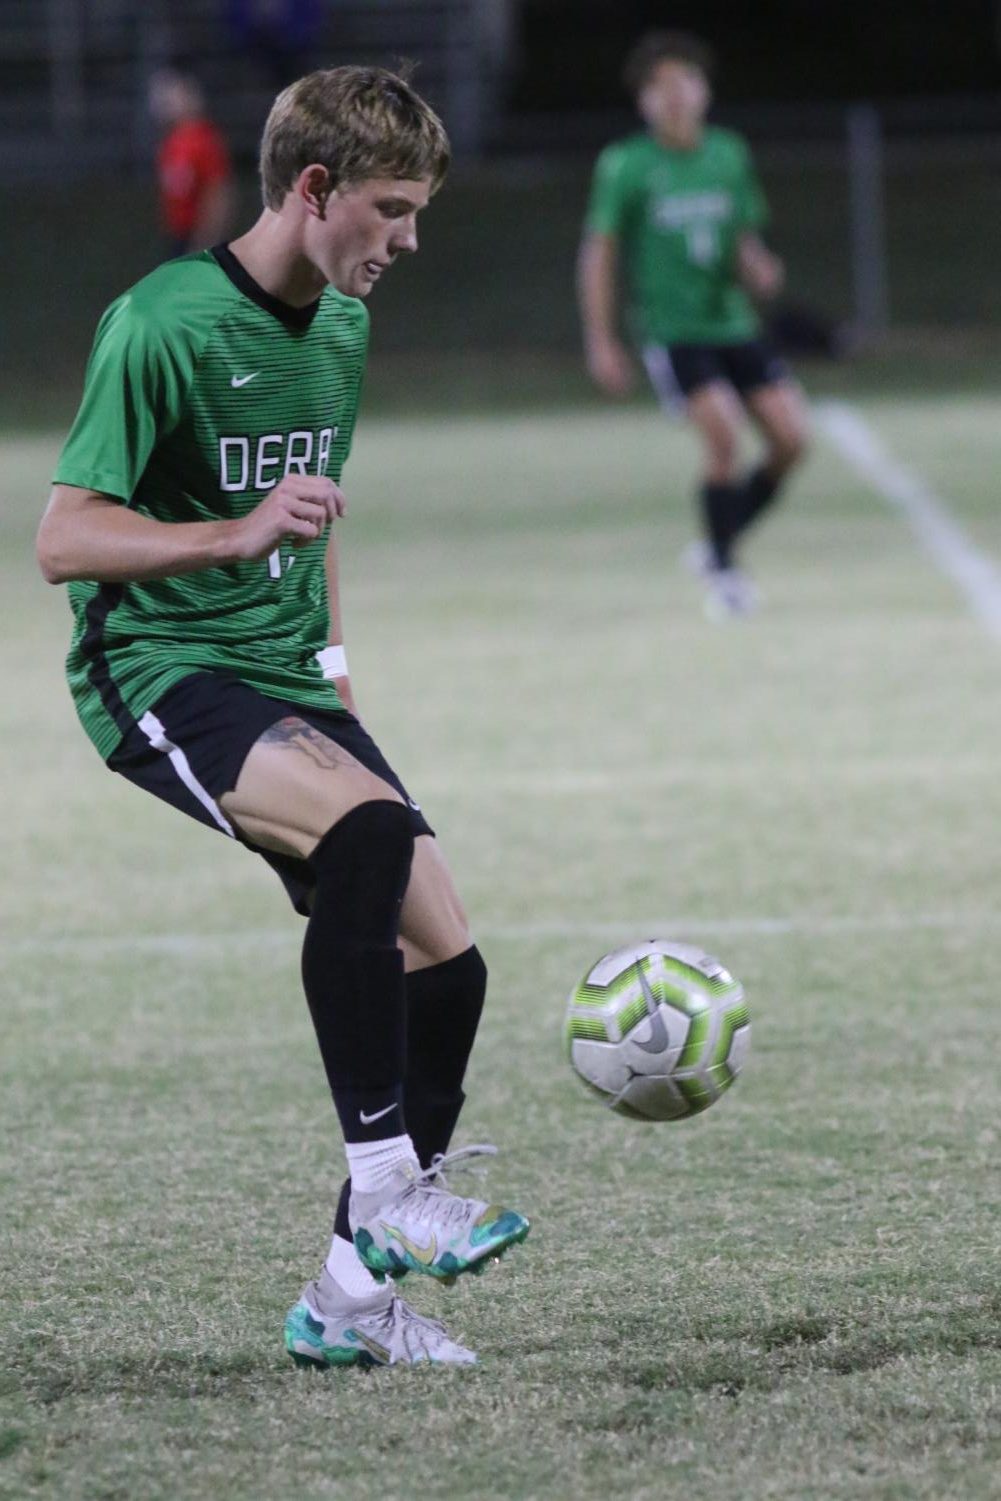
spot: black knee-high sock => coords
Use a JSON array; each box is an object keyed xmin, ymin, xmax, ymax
[
  {"xmin": 332, "ymin": 945, "xmax": 488, "ymax": 1240},
  {"xmin": 700, "ymin": 480, "xmax": 742, "ymax": 568},
  {"xmin": 731, "ymin": 463, "xmax": 782, "ymax": 538},
  {"xmin": 301, "ymin": 801, "xmax": 414, "ymax": 1148},
  {"xmin": 404, "ymin": 946, "xmax": 487, "ymax": 1168}
]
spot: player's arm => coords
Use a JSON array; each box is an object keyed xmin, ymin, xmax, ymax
[
  {"xmin": 577, "ymin": 231, "xmax": 634, "ymax": 396},
  {"xmin": 736, "ymin": 231, "xmax": 784, "ymax": 300},
  {"xmin": 36, "ymin": 476, "xmax": 344, "ymax": 585},
  {"xmin": 317, "ymin": 524, "xmax": 358, "ymax": 716},
  {"xmin": 733, "ymin": 136, "xmax": 783, "ymax": 300},
  {"xmin": 39, "ymin": 291, "xmax": 345, "ymax": 586},
  {"xmin": 578, "ymin": 144, "xmax": 635, "ymax": 396}
]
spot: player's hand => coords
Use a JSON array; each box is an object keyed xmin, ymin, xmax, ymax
[
  {"xmin": 737, "ymin": 237, "xmax": 785, "ymax": 300},
  {"xmin": 748, "ymin": 249, "xmax": 784, "ymax": 299},
  {"xmin": 586, "ymin": 337, "xmax": 635, "ymax": 397},
  {"xmin": 232, "ymin": 475, "xmax": 346, "ymax": 562}
]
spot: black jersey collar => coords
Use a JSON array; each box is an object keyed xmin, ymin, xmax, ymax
[{"xmin": 212, "ymin": 244, "xmax": 322, "ymax": 330}]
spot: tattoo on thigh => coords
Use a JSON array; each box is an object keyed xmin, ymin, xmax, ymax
[{"xmin": 258, "ymin": 717, "xmax": 357, "ymax": 771}]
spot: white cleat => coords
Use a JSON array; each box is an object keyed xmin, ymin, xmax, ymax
[
  {"xmin": 285, "ymin": 1282, "xmax": 477, "ymax": 1367},
  {"xmin": 703, "ymin": 566, "xmax": 759, "ymax": 622},
  {"xmin": 350, "ymin": 1145, "xmax": 530, "ymax": 1284},
  {"xmin": 680, "ymin": 539, "xmax": 716, "ymax": 578}
]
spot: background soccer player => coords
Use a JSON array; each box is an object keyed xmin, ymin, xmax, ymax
[
  {"xmin": 149, "ymin": 64, "xmax": 234, "ymax": 258},
  {"xmin": 578, "ymin": 30, "xmax": 810, "ymax": 618},
  {"xmin": 36, "ymin": 66, "xmax": 528, "ymax": 1369}
]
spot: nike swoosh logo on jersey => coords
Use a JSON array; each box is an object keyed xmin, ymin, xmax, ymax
[
  {"xmin": 633, "ymin": 962, "xmax": 669, "ymax": 1054},
  {"xmin": 359, "ymin": 1102, "xmax": 398, "ymax": 1125},
  {"xmin": 382, "ymin": 1223, "xmax": 438, "ymax": 1266},
  {"xmin": 230, "ymin": 372, "xmax": 260, "ymax": 388}
]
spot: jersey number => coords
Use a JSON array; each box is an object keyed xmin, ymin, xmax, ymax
[
  {"xmin": 686, "ymin": 221, "xmax": 719, "ymax": 266},
  {"xmin": 266, "ymin": 549, "xmax": 297, "ymax": 580}
]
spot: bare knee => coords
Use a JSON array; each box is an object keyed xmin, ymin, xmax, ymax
[
  {"xmin": 698, "ymin": 413, "xmax": 742, "ymax": 482},
  {"xmin": 752, "ymin": 385, "xmax": 811, "ymax": 476},
  {"xmin": 690, "ymin": 386, "xmax": 744, "ymax": 483},
  {"xmin": 706, "ymin": 430, "xmax": 741, "ymax": 482},
  {"xmin": 768, "ymin": 420, "xmax": 810, "ymax": 475}
]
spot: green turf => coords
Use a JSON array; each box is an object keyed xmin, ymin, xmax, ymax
[{"xmin": 4, "ymin": 395, "xmax": 1001, "ymax": 1500}]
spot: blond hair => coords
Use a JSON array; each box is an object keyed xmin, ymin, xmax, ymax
[{"xmin": 260, "ymin": 65, "xmax": 450, "ymax": 208}]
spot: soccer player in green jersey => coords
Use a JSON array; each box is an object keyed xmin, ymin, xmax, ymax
[
  {"xmin": 578, "ymin": 31, "xmax": 810, "ymax": 618},
  {"xmin": 36, "ymin": 65, "xmax": 529, "ymax": 1370}
]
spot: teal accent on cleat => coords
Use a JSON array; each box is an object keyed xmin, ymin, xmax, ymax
[
  {"xmin": 350, "ymin": 1229, "xmax": 391, "ymax": 1282},
  {"xmin": 470, "ymin": 1209, "xmax": 526, "ymax": 1247},
  {"xmin": 283, "ymin": 1286, "xmax": 476, "ymax": 1368},
  {"xmin": 284, "ymin": 1297, "xmax": 383, "ymax": 1368},
  {"xmin": 350, "ymin": 1144, "xmax": 531, "ymax": 1284}
]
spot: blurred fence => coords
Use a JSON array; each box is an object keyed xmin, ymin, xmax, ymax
[
  {"xmin": 0, "ymin": 0, "xmax": 513, "ymax": 164},
  {"xmin": 5, "ymin": 135, "xmax": 1000, "ymax": 374},
  {"xmin": 2, "ymin": 3, "xmax": 1000, "ymax": 417}
]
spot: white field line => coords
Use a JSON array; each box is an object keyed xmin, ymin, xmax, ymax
[
  {"xmin": 408, "ymin": 755, "xmax": 998, "ymax": 796},
  {"xmin": 4, "ymin": 910, "xmax": 995, "ymax": 960},
  {"xmin": 816, "ymin": 400, "xmax": 1001, "ymax": 641}
]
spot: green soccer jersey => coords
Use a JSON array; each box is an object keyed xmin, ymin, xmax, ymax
[
  {"xmin": 54, "ymin": 247, "xmax": 369, "ymax": 760},
  {"xmin": 585, "ymin": 126, "xmax": 768, "ymax": 346}
]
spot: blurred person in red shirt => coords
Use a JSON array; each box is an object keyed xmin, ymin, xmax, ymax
[{"xmin": 150, "ymin": 66, "xmax": 235, "ymax": 258}]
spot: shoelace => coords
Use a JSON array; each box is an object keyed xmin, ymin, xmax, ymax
[
  {"xmin": 359, "ymin": 1296, "xmax": 453, "ymax": 1362},
  {"xmin": 398, "ymin": 1143, "xmax": 499, "ymax": 1229},
  {"xmin": 426, "ymin": 1142, "xmax": 497, "ymax": 1184}
]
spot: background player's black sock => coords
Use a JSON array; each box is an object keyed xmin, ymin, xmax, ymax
[
  {"xmin": 732, "ymin": 463, "xmax": 782, "ymax": 538},
  {"xmin": 700, "ymin": 480, "xmax": 742, "ymax": 569},
  {"xmin": 331, "ymin": 945, "xmax": 488, "ymax": 1241},
  {"xmin": 300, "ymin": 801, "xmax": 414, "ymax": 1147}
]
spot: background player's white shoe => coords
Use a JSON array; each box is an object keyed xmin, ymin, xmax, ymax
[
  {"xmin": 703, "ymin": 566, "xmax": 759, "ymax": 621},
  {"xmin": 681, "ymin": 538, "xmax": 716, "ymax": 577}
]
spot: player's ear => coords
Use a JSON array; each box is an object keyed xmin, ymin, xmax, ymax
[{"xmin": 299, "ymin": 164, "xmax": 333, "ymax": 220}]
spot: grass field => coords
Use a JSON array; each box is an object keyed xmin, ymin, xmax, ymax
[{"xmin": 3, "ymin": 387, "xmax": 1001, "ymax": 1500}]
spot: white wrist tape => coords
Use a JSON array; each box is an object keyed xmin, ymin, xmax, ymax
[{"xmin": 316, "ymin": 644, "xmax": 348, "ymax": 679}]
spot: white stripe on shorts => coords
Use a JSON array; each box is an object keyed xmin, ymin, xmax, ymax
[
  {"xmin": 137, "ymin": 710, "xmax": 236, "ymax": 837},
  {"xmin": 641, "ymin": 344, "xmax": 686, "ymax": 415}
]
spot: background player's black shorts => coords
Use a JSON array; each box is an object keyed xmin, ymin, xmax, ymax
[
  {"xmin": 107, "ymin": 671, "xmax": 432, "ymax": 915},
  {"xmin": 643, "ymin": 338, "xmax": 789, "ymax": 409}
]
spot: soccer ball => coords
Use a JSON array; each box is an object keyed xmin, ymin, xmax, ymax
[{"xmin": 564, "ymin": 939, "xmax": 750, "ymax": 1121}]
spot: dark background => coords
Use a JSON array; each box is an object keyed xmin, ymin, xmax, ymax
[
  {"xmin": 3, "ymin": 0, "xmax": 1001, "ymax": 422},
  {"xmin": 512, "ymin": 0, "xmax": 1001, "ymax": 109}
]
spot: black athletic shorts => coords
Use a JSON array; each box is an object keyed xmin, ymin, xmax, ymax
[
  {"xmin": 106, "ymin": 670, "xmax": 432, "ymax": 915},
  {"xmin": 643, "ymin": 337, "xmax": 789, "ymax": 409}
]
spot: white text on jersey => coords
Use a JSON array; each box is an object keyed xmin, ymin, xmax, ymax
[{"xmin": 218, "ymin": 428, "xmax": 338, "ymax": 492}]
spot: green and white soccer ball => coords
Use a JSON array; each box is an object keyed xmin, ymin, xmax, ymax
[{"xmin": 564, "ymin": 940, "xmax": 750, "ymax": 1120}]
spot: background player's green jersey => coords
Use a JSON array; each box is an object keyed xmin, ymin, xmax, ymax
[
  {"xmin": 585, "ymin": 126, "xmax": 768, "ymax": 346},
  {"xmin": 54, "ymin": 248, "xmax": 369, "ymax": 759}
]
